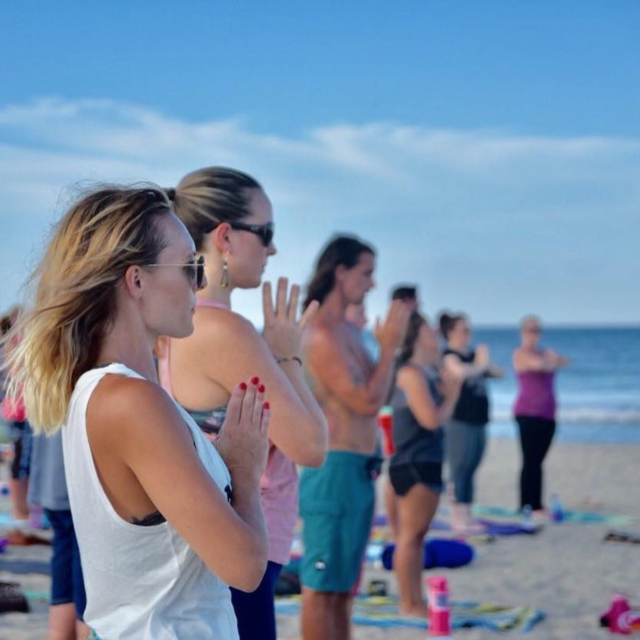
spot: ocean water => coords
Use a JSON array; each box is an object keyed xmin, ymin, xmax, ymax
[
  {"xmin": 364, "ymin": 326, "xmax": 640, "ymax": 443},
  {"xmin": 472, "ymin": 326, "xmax": 640, "ymax": 444}
]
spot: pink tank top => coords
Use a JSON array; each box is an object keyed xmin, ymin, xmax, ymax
[{"xmin": 158, "ymin": 299, "xmax": 298, "ymax": 565}]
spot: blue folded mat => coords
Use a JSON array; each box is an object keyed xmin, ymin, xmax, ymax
[{"xmin": 381, "ymin": 538, "xmax": 474, "ymax": 570}]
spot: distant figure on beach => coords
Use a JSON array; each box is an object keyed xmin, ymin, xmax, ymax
[
  {"xmin": 0, "ymin": 306, "xmax": 32, "ymax": 528},
  {"xmin": 0, "ymin": 307, "xmax": 13, "ymax": 396},
  {"xmin": 299, "ymin": 236, "xmax": 410, "ymax": 640},
  {"xmin": 160, "ymin": 167, "xmax": 327, "ymax": 640},
  {"xmin": 513, "ymin": 315, "xmax": 570, "ymax": 513},
  {"xmin": 5, "ymin": 186, "xmax": 270, "ymax": 639},
  {"xmin": 391, "ymin": 284, "xmax": 419, "ymax": 312},
  {"xmin": 29, "ymin": 429, "xmax": 90, "ymax": 640},
  {"xmin": 345, "ymin": 302, "xmax": 368, "ymax": 330},
  {"xmin": 440, "ymin": 312, "xmax": 504, "ymax": 533},
  {"xmin": 389, "ymin": 311, "xmax": 462, "ymax": 616},
  {"xmin": 345, "ymin": 302, "xmax": 379, "ymax": 361}
]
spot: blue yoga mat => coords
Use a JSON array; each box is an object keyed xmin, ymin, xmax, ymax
[
  {"xmin": 429, "ymin": 518, "xmax": 541, "ymax": 536},
  {"xmin": 0, "ymin": 513, "xmax": 24, "ymax": 528},
  {"xmin": 473, "ymin": 505, "xmax": 634, "ymax": 526},
  {"xmin": 0, "ymin": 558, "xmax": 51, "ymax": 575}
]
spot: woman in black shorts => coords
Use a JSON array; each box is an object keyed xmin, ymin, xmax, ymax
[{"xmin": 389, "ymin": 311, "xmax": 462, "ymax": 617}]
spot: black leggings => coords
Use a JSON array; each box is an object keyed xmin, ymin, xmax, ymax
[{"xmin": 516, "ymin": 415, "xmax": 556, "ymax": 511}]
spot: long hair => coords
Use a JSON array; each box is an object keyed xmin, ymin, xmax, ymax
[
  {"xmin": 398, "ymin": 311, "xmax": 427, "ymax": 366},
  {"xmin": 303, "ymin": 236, "xmax": 375, "ymax": 309},
  {"xmin": 3, "ymin": 185, "xmax": 172, "ymax": 433},
  {"xmin": 168, "ymin": 167, "xmax": 262, "ymax": 251}
]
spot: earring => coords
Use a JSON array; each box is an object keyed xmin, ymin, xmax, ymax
[{"xmin": 220, "ymin": 253, "xmax": 230, "ymax": 289}]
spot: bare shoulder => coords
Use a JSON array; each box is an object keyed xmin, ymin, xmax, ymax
[
  {"xmin": 185, "ymin": 308, "xmax": 267, "ymax": 371},
  {"xmin": 88, "ymin": 374, "xmax": 179, "ymax": 441},
  {"xmin": 195, "ymin": 307, "xmax": 261, "ymax": 345}
]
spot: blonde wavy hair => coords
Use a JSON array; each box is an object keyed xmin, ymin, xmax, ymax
[{"xmin": 3, "ymin": 185, "xmax": 172, "ymax": 434}]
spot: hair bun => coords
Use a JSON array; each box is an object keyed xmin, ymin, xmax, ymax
[{"xmin": 165, "ymin": 188, "xmax": 176, "ymax": 201}]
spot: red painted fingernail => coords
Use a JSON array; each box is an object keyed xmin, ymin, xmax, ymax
[
  {"xmin": 263, "ymin": 402, "xmax": 270, "ymax": 410},
  {"xmin": 251, "ymin": 376, "xmax": 259, "ymax": 385},
  {"xmin": 258, "ymin": 384, "xmax": 265, "ymax": 393},
  {"xmin": 240, "ymin": 382, "xmax": 247, "ymax": 390}
]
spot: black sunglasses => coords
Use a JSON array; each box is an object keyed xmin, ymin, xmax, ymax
[
  {"xmin": 228, "ymin": 221, "xmax": 275, "ymax": 247},
  {"xmin": 145, "ymin": 255, "xmax": 206, "ymax": 289}
]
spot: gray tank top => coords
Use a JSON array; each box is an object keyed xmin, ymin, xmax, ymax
[{"xmin": 389, "ymin": 365, "xmax": 444, "ymax": 466}]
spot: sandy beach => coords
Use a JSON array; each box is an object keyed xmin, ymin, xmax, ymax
[{"xmin": 1, "ymin": 437, "xmax": 638, "ymax": 640}]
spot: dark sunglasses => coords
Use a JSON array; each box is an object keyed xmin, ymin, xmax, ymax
[
  {"xmin": 525, "ymin": 327, "xmax": 541, "ymax": 334},
  {"xmin": 145, "ymin": 255, "xmax": 206, "ymax": 289},
  {"xmin": 228, "ymin": 221, "xmax": 275, "ymax": 247}
]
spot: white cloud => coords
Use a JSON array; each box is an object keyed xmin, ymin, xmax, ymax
[{"xmin": 0, "ymin": 97, "xmax": 639, "ymax": 325}]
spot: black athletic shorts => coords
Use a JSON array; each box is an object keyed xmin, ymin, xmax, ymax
[{"xmin": 389, "ymin": 461, "xmax": 443, "ymax": 496}]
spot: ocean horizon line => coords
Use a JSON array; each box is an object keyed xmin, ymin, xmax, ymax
[{"xmin": 473, "ymin": 322, "xmax": 640, "ymax": 331}]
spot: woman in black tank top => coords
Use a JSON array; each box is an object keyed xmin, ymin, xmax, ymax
[{"xmin": 440, "ymin": 312, "xmax": 504, "ymax": 533}]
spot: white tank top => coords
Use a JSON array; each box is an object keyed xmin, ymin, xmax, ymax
[{"xmin": 62, "ymin": 363, "xmax": 239, "ymax": 639}]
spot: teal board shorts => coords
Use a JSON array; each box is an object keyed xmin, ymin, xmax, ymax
[{"xmin": 299, "ymin": 451, "xmax": 380, "ymax": 593}]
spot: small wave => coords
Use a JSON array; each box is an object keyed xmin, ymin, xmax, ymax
[{"xmin": 492, "ymin": 408, "xmax": 640, "ymax": 424}]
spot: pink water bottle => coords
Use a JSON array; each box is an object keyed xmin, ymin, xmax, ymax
[
  {"xmin": 426, "ymin": 576, "xmax": 453, "ymax": 638},
  {"xmin": 377, "ymin": 408, "xmax": 395, "ymax": 456},
  {"xmin": 600, "ymin": 593, "xmax": 640, "ymax": 635}
]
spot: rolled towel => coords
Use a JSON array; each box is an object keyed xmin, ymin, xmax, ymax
[{"xmin": 381, "ymin": 538, "xmax": 474, "ymax": 571}]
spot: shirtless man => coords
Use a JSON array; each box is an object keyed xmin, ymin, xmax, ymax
[{"xmin": 299, "ymin": 236, "xmax": 410, "ymax": 640}]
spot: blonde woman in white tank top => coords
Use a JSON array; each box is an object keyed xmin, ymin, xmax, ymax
[{"xmin": 3, "ymin": 186, "xmax": 271, "ymax": 640}]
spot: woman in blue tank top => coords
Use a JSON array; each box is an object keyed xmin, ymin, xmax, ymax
[{"xmin": 389, "ymin": 311, "xmax": 462, "ymax": 617}]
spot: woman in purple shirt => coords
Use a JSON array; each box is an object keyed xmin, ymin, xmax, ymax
[{"xmin": 513, "ymin": 316, "xmax": 569, "ymax": 513}]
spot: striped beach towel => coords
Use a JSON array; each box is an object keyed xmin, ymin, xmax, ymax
[{"xmin": 276, "ymin": 594, "xmax": 544, "ymax": 632}]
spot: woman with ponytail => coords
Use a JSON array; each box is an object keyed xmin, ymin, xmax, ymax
[
  {"xmin": 161, "ymin": 167, "xmax": 327, "ymax": 640},
  {"xmin": 440, "ymin": 312, "xmax": 504, "ymax": 533},
  {"xmin": 389, "ymin": 312, "xmax": 462, "ymax": 616},
  {"xmin": 4, "ymin": 185, "xmax": 270, "ymax": 639}
]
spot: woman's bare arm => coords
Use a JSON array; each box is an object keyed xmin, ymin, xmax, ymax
[
  {"xmin": 513, "ymin": 348, "xmax": 570, "ymax": 373},
  {"xmin": 398, "ymin": 365, "xmax": 462, "ymax": 429},
  {"xmin": 87, "ymin": 376, "xmax": 269, "ymax": 592},
  {"xmin": 194, "ymin": 313, "xmax": 327, "ymax": 467},
  {"xmin": 305, "ymin": 326, "xmax": 399, "ymax": 417},
  {"xmin": 302, "ymin": 300, "xmax": 410, "ymax": 418},
  {"xmin": 443, "ymin": 353, "xmax": 488, "ymax": 379}
]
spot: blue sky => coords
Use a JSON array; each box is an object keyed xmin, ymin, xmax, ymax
[{"xmin": 1, "ymin": 1, "xmax": 639, "ymax": 325}]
